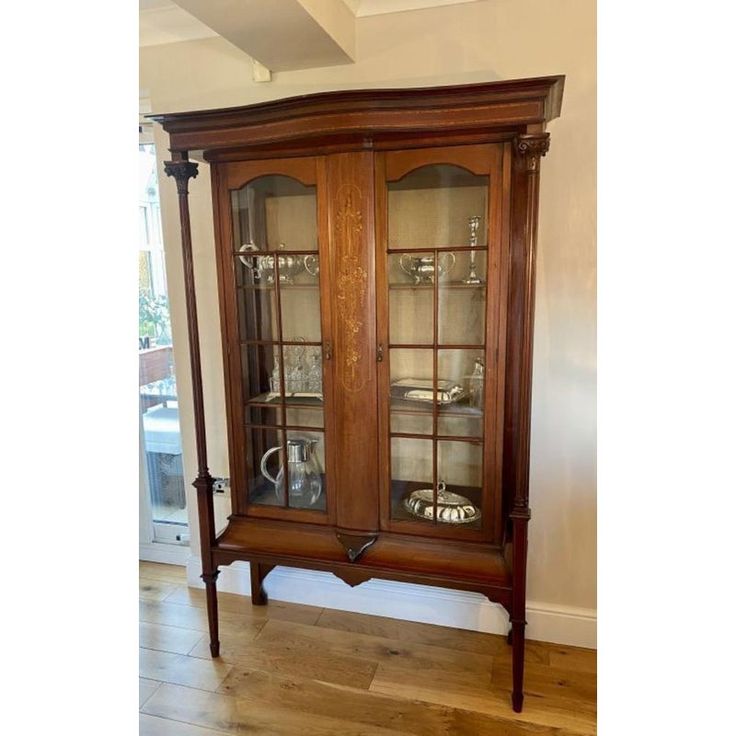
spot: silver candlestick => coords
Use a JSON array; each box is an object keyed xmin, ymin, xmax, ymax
[{"xmin": 462, "ymin": 215, "xmax": 483, "ymax": 285}]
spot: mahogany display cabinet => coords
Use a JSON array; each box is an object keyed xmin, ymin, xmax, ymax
[{"xmin": 151, "ymin": 75, "xmax": 564, "ymax": 712}]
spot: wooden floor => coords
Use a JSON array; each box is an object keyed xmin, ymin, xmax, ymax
[{"xmin": 139, "ymin": 562, "xmax": 596, "ymax": 735}]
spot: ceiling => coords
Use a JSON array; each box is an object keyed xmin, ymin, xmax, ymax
[{"xmin": 140, "ymin": 0, "xmax": 483, "ymax": 71}]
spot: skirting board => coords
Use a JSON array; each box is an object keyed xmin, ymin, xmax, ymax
[{"xmin": 185, "ymin": 556, "xmax": 597, "ymax": 649}]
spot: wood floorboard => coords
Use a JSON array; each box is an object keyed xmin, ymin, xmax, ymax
[
  {"xmin": 140, "ymin": 647, "xmax": 233, "ymax": 692},
  {"xmin": 164, "ymin": 584, "xmax": 323, "ymax": 625},
  {"xmin": 218, "ymin": 667, "xmax": 580, "ymax": 736},
  {"xmin": 255, "ymin": 618, "xmax": 497, "ymax": 676},
  {"xmin": 142, "ymin": 682, "xmax": 410, "ymax": 736},
  {"xmin": 139, "ymin": 599, "xmax": 266, "ymax": 638},
  {"xmin": 140, "ymin": 577, "xmax": 180, "ymax": 602},
  {"xmin": 140, "ymin": 677, "xmax": 162, "ymax": 709},
  {"xmin": 140, "ymin": 564, "xmax": 596, "ymax": 734},
  {"xmin": 315, "ymin": 608, "xmax": 549, "ymax": 664},
  {"xmin": 140, "ymin": 562, "xmax": 189, "ymax": 584},
  {"xmin": 370, "ymin": 667, "xmax": 596, "ymax": 735},
  {"xmin": 188, "ymin": 633, "xmax": 379, "ymax": 690},
  {"xmin": 548, "ymin": 646, "xmax": 598, "ymax": 675},
  {"xmin": 140, "ymin": 713, "xmax": 233, "ymax": 736},
  {"xmin": 140, "ymin": 621, "xmax": 206, "ymax": 655}
]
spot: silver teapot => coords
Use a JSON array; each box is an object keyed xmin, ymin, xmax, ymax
[
  {"xmin": 399, "ymin": 252, "xmax": 456, "ymax": 285},
  {"xmin": 239, "ymin": 242, "xmax": 305, "ymax": 284}
]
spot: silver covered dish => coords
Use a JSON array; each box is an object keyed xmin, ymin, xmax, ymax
[
  {"xmin": 402, "ymin": 482, "xmax": 481, "ymax": 524},
  {"xmin": 390, "ymin": 378, "xmax": 465, "ymax": 405}
]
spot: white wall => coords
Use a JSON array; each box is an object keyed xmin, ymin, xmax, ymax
[{"xmin": 141, "ymin": 0, "xmax": 596, "ymax": 646}]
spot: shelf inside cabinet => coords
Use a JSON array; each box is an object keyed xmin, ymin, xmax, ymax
[
  {"xmin": 389, "ymin": 281, "xmax": 486, "ymax": 291},
  {"xmin": 240, "ymin": 283, "xmax": 319, "ymax": 291},
  {"xmin": 390, "ymin": 397, "xmax": 482, "ymax": 418},
  {"xmin": 247, "ymin": 392, "xmax": 324, "ymax": 409}
]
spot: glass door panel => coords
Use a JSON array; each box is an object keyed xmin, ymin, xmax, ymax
[
  {"xmin": 390, "ymin": 437, "xmax": 433, "ymax": 522},
  {"xmin": 436, "ymin": 440, "xmax": 483, "ymax": 528},
  {"xmin": 387, "ymin": 165, "xmax": 488, "ymax": 249},
  {"xmin": 232, "ymin": 175, "xmax": 317, "ymax": 251},
  {"xmin": 384, "ymin": 160, "xmax": 490, "ymax": 534},
  {"xmin": 389, "ymin": 348, "xmax": 434, "ymax": 436},
  {"xmin": 388, "ymin": 253, "xmax": 434, "ymax": 345},
  {"xmin": 231, "ymin": 172, "xmax": 327, "ymax": 515},
  {"xmin": 438, "ymin": 250, "xmax": 487, "ymax": 346},
  {"xmin": 245, "ymin": 426, "xmax": 284, "ymax": 507},
  {"xmin": 437, "ymin": 349, "xmax": 484, "ymax": 439}
]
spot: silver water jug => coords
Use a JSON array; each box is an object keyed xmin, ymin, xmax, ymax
[{"xmin": 260, "ymin": 438, "xmax": 323, "ymax": 507}]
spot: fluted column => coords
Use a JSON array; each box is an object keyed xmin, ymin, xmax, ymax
[
  {"xmin": 507, "ymin": 132, "xmax": 550, "ymax": 712},
  {"xmin": 164, "ymin": 153, "xmax": 220, "ymax": 657}
]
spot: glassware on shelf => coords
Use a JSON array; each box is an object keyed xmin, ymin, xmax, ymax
[
  {"xmin": 239, "ymin": 242, "xmax": 305, "ymax": 284},
  {"xmin": 270, "ymin": 353, "xmax": 281, "ymax": 393},
  {"xmin": 304, "ymin": 254, "xmax": 320, "ymax": 277},
  {"xmin": 399, "ymin": 252, "xmax": 456, "ymax": 285},
  {"xmin": 260, "ymin": 437, "xmax": 323, "ymax": 507},
  {"xmin": 307, "ymin": 350, "xmax": 322, "ymax": 393},
  {"xmin": 462, "ymin": 215, "xmax": 484, "ymax": 285},
  {"xmin": 268, "ymin": 341, "xmax": 323, "ymax": 399},
  {"xmin": 466, "ymin": 357, "xmax": 485, "ymax": 409},
  {"xmin": 402, "ymin": 480, "xmax": 481, "ymax": 524}
]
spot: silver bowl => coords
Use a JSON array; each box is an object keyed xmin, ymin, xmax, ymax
[{"xmin": 402, "ymin": 484, "xmax": 481, "ymax": 524}]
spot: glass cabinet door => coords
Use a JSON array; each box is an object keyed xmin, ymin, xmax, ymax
[
  {"xmin": 229, "ymin": 169, "xmax": 330, "ymax": 517},
  {"xmin": 378, "ymin": 147, "xmax": 502, "ymax": 539}
]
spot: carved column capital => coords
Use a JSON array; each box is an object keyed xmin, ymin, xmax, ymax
[
  {"xmin": 514, "ymin": 133, "xmax": 550, "ymax": 173},
  {"xmin": 164, "ymin": 159, "xmax": 199, "ymax": 194}
]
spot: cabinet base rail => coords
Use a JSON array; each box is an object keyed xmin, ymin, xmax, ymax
[{"xmin": 197, "ymin": 516, "xmax": 526, "ymax": 712}]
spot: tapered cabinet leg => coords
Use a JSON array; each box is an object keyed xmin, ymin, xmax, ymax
[
  {"xmin": 250, "ymin": 562, "xmax": 273, "ymax": 606},
  {"xmin": 201, "ymin": 569, "xmax": 220, "ymax": 657},
  {"xmin": 511, "ymin": 618, "xmax": 526, "ymax": 712}
]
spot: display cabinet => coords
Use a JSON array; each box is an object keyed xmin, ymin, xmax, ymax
[{"xmin": 152, "ymin": 75, "xmax": 564, "ymax": 712}]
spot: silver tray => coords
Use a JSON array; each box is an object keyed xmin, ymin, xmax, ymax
[
  {"xmin": 390, "ymin": 378, "xmax": 465, "ymax": 405},
  {"xmin": 402, "ymin": 486, "xmax": 481, "ymax": 524}
]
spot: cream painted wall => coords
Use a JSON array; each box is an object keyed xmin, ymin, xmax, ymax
[{"xmin": 141, "ymin": 0, "xmax": 596, "ymax": 612}]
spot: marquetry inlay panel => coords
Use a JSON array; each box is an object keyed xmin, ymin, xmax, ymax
[
  {"xmin": 327, "ymin": 152, "xmax": 379, "ymax": 533},
  {"xmin": 334, "ymin": 185, "xmax": 369, "ymax": 393}
]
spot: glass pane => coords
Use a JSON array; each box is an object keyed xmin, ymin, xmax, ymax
[
  {"xmin": 390, "ymin": 437, "xmax": 433, "ymax": 522},
  {"xmin": 390, "ymin": 406, "xmax": 433, "ymax": 436},
  {"xmin": 389, "ymin": 348, "xmax": 435, "ymax": 434},
  {"xmin": 436, "ymin": 440, "xmax": 482, "ymax": 528},
  {"xmin": 388, "ymin": 253, "xmax": 434, "ymax": 345},
  {"xmin": 286, "ymin": 405, "xmax": 324, "ymax": 428},
  {"xmin": 285, "ymin": 430, "xmax": 327, "ymax": 511},
  {"xmin": 279, "ymin": 344, "xmax": 323, "ymax": 398},
  {"xmin": 281, "ymin": 256, "xmax": 321, "ymax": 342},
  {"xmin": 247, "ymin": 426, "xmax": 285, "ymax": 507},
  {"xmin": 231, "ymin": 175, "xmax": 317, "ymax": 253},
  {"xmin": 388, "ymin": 165, "xmax": 488, "ymax": 250},
  {"xmin": 438, "ymin": 250, "xmax": 487, "ymax": 346},
  {"xmin": 245, "ymin": 404, "xmax": 282, "ymax": 426},
  {"xmin": 139, "ymin": 142, "xmax": 188, "ymax": 536},
  {"xmin": 437, "ymin": 349, "xmax": 484, "ymax": 438},
  {"xmin": 236, "ymin": 281, "xmax": 278, "ymax": 343},
  {"xmin": 242, "ymin": 344, "xmax": 280, "ymax": 402}
]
